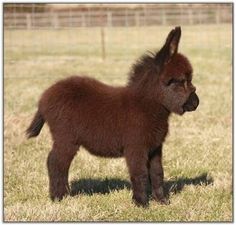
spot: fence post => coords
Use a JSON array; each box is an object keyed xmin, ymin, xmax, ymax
[
  {"xmin": 162, "ymin": 9, "xmax": 166, "ymax": 25},
  {"xmin": 107, "ymin": 11, "xmax": 112, "ymax": 27},
  {"xmin": 180, "ymin": 7, "xmax": 184, "ymax": 25},
  {"xmin": 88, "ymin": 8, "xmax": 91, "ymax": 27},
  {"xmin": 26, "ymin": 13, "xmax": 31, "ymax": 29},
  {"xmin": 198, "ymin": 8, "xmax": 202, "ymax": 24},
  {"xmin": 216, "ymin": 5, "xmax": 221, "ymax": 24},
  {"xmin": 69, "ymin": 8, "xmax": 72, "ymax": 28},
  {"xmin": 53, "ymin": 13, "xmax": 59, "ymax": 29},
  {"xmin": 135, "ymin": 11, "xmax": 140, "ymax": 27},
  {"xmin": 13, "ymin": 6, "xmax": 17, "ymax": 28},
  {"xmin": 101, "ymin": 27, "xmax": 106, "ymax": 60},
  {"xmin": 143, "ymin": 6, "xmax": 146, "ymax": 26},
  {"xmin": 81, "ymin": 13, "xmax": 86, "ymax": 27},
  {"xmin": 188, "ymin": 9, "xmax": 193, "ymax": 25},
  {"xmin": 125, "ymin": 9, "xmax": 128, "ymax": 27}
]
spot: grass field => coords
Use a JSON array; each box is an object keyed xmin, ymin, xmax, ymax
[{"xmin": 4, "ymin": 24, "xmax": 232, "ymax": 221}]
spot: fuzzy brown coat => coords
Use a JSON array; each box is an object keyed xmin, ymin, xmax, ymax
[{"xmin": 27, "ymin": 26, "xmax": 199, "ymax": 207}]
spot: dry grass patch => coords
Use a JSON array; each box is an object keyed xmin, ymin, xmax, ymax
[{"xmin": 4, "ymin": 24, "xmax": 232, "ymax": 221}]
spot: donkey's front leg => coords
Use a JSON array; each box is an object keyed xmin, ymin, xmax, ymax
[
  {"xmin": 125, "ymin": 148, "xmax": 149, "ymax": 207},
  {"xmin": 148, "ymin": 145, "xmax": 169, "ymax": 205}
]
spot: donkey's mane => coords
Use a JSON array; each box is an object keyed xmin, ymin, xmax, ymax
[
  {"xmin": 127, "ymin": 51, "xmax": 159, "ymax": 90},
  {"xmin": 128, "ymin": 51, "xmax": 158, "ymax": 92}
]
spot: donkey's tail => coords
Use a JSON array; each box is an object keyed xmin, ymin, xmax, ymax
[{"xmin": 26, "ymin": 110, "xmax": 45, "ymax": 139}]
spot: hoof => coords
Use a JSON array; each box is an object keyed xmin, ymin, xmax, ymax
[
  {"xmin": 132, "ymin": 195, "xmax": 149, "ymax": 208},
  {"xmin": 157, "ymin": 197, "xmax": 170, "ymax": 205},
  {"xmin": 50, "ymin": 190, "xmax": 69, "ymax": 202}
]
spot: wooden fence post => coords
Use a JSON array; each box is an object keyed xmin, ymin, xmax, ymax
[
  {"xmin": 216, "ymin": 5, "xmax": 221, "ymax": 24},
  {"xmin": 81, "ymin": 13, "xmax": 86, "ymax": 27},
  {"xmin": 188, "ymin": 9, "xmax": 193, "ymax": 25},
  {"xmin": 135, "ymin": 11, "xmax": 140, "ymax": 27},
  {"xmin": 198, "ymin": 8, "xmax": 202, "ymax": 24},
  {"xmin": 101, "ymin": 27, "xmax": 106, "ymax": 60},
  {"xmin": 162, "ymin": 10, "xmax": 166, "ymax": 25},
  {"xmin": 125, "ymin": 9, "xmax": 128, "ymax": 27},
  {"xmin": 107, "ymin": 12, "xmax": 112, "ymax": 27},
  {"xmin": 143, "ymin": 6, "xmax": 147, "ymax": 26},
  {"xmin": 53, "ymin": 13, "xmax": 59, "ymax": 29},
  {"xmin": 26, "ymin": 13, "xmax": 31, "ymax": 29}
]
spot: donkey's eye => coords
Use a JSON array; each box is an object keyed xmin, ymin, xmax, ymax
[
  {"xmin": 167, "ymin": 78, "xmax": 186, "ymax": 86},
  {"xmin": 167, "ymin": 79, "xmax": 178, "ymax": 86}
]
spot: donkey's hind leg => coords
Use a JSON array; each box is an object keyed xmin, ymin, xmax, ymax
[{"xmin": 47, "ymin": 141, "xmax": 79, "ymax": 201}]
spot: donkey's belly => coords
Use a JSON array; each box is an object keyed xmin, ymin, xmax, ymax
[
  {"xmin": 82, "ymin": 143, "xmax": 124, "ymax": 158},
  {"xmin": 77, "ymin": 118, "xmax": 125, "ymax": 158}
]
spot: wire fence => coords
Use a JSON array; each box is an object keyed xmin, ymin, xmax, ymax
[
  {"xmin": 4, "ymin": 3, "xmax": 232, "ymax": 73},
  {"xmin": 4, "ymin": 3, "xmax": 232, "ymax": 29}
]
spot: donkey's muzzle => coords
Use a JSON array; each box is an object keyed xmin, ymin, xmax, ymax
[{"xmin": 183, "ymin": 92, "xmax": 199, "ymax": 112}]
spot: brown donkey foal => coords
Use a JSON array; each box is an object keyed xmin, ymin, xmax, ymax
[{"xmin": 27, "ymin": 27, "xmax": 199, "ymax": 207}]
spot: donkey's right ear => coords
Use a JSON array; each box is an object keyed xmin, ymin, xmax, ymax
[{"xmin": 155, "ymin": 26, "xmax": 181, "ymax": 67}]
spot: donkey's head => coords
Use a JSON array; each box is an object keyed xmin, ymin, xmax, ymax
[
  {"xmin": 155, "ymin": 27, "xmax": 199, "ymax": 115},
  {"xmin": 128, "ymin": 26, "xmax": 199, "ymax": 115}
]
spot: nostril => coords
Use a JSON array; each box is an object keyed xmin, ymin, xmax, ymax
[
  {"xmin": 193, "ymin": 95, "xmax": 199, "ymax": 108},
  {"xmin": 193, "ymin": 100, "xmax": 198, "ymax": 108}
]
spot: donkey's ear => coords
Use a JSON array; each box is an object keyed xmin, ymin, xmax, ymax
[{"xmin": 155, "ymin": 26, "xmax": 181, "ymax": 67}]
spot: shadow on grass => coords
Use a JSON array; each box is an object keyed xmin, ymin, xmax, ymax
[
  {"xmin": 70, "ymin": 173, "xmax": 213, "ymax": 197},
  {"xmin": 70, "ymin": 178, "xmax": 131, "ymax": 196},
  {"xmin": 164, "ymin": 173, "xmax": 213, "ymax": 197}
]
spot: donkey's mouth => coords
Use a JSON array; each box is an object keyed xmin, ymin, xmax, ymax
[{"xmin": 183, "ymin": 92, "xmax": 199, "ymax": 112}]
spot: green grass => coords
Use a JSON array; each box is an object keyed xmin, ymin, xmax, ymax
[{"xmin": 4, "ymin": 24, "xmax": 232, "ymax": 221}]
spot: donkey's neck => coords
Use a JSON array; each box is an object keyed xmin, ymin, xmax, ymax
[
  {"xmin": 156, "ymin": 103, "xmax": 171, "ymax": 120},
  {"xmin": 149, "ymin": 100, "xmax": 171, "ymax": 123},
  {"xmin": 134, "ymin": 95, "xmax": 170, "ymax": 147},
  {"xmin": 130, "ymin": 90, "xmax": 171, "ymax": 122}
]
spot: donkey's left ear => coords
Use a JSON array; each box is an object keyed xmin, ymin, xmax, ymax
[
  {"xmin": 166, "ymin": 26, "xmax": 181, "ymax": 57},
  {"xmin": 156, "ymin": 26, "xmax": 181, "ymax": 66}
]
